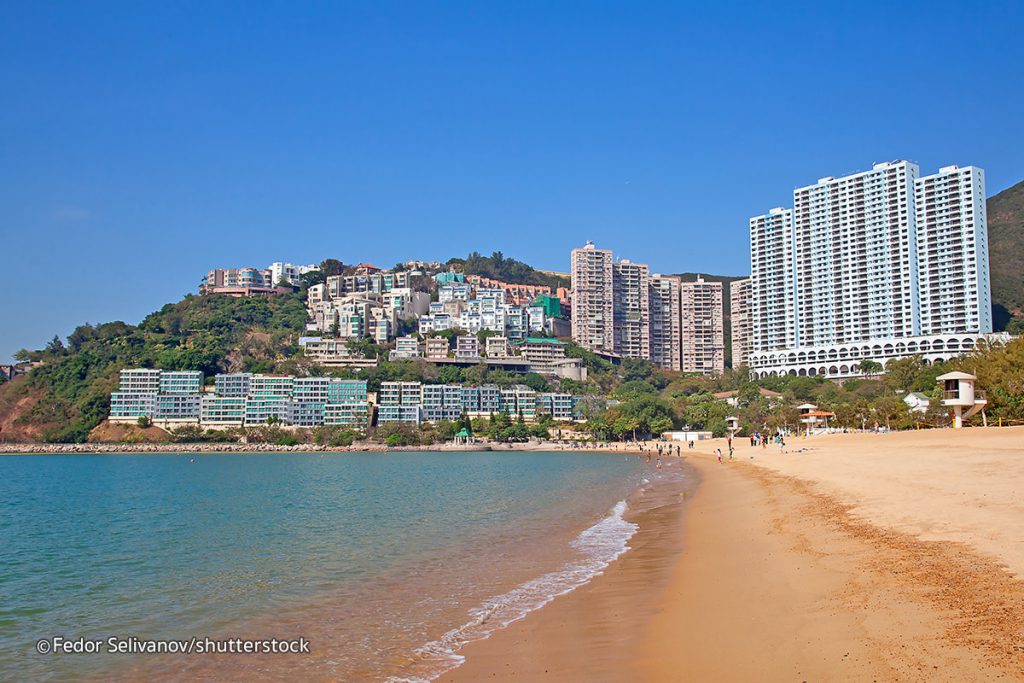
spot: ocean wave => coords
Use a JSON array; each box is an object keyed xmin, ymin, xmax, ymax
[{"xmin": 390, "ymin": 500, "xmax": 638, "ymax": 682}]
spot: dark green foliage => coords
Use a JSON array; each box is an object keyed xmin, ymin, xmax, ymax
[
  {"xmin": 275, "ymin": 434, "xmax": 300, "ymax": 446},
  {"xmin": 467, "ymin": 412, "xmax": 548, "ymax": 442},
  {"xmin": 452, "ymin": 251, "xmax": 569, "ymax": 288},
  {"xmin": 521, "ymin": 373, "xmax": 550, "ymax": 392},
  {"xmin": 437, "ymin": 365, "xmax": 466, "ymax": 384},
  {"xmin": 319, "ymin": 259, "xmax": 346, "ymax": 277}
]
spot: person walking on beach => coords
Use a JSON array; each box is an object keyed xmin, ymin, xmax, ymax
[
  {"xmin": 656, "ymin": 457, "xmax": 662, "ymax": 470},
  {"xmin": 716, "ymin": 448, "xmax": 722, "ymax": 463}
]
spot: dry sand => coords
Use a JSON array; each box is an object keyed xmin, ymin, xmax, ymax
[
  {"xmin": 447, "ymin": 427, "xmax": 1024, "ymax": 681},
  {"xmin": 742, "ymin": 426, "xmax": 1024, "ymax": 578}
]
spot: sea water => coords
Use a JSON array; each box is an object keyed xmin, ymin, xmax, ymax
[{"xmin": 0, "ymin": 451, "xmax": 651, "ymax": 681}]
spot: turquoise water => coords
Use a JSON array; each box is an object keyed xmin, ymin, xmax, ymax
[{"xmin": 0, "ymin": 452, "xmax": 647, "ymax": 681}]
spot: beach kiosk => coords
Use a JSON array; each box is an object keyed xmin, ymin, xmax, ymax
[{"xmin": 937, "ymin": 371, "xmax": 987, "ymax": 429}]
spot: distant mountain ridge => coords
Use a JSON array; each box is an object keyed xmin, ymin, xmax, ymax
[{"xmin": 987, "ymin": 179, "xmax": 1024, "ymax": 329}]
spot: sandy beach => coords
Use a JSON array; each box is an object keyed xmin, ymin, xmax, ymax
[{"xmin": 446, "ymin": 427, "xmax": 1024, "ymax": 681}]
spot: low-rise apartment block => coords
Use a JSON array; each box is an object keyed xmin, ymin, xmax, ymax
[
  {"xmin": 376, "ymin": 381, "xmax": 579, "ymax": 424},
  {"xmin": 110, "ymin": 370, "xmax": 204, "ymax": 423},
  {"xmin": 109, "ymin": 369, "xmax": 369, "ymax": 429},
  {"xmin": 456, "ymin": 335, "xmax": 480, "ymax": 359},
  {"xmin": 390, "ymin": 336, "xmax": 423, "ymax": 360},
  {"xmin": 424, "ymin": 336, "xmax": 451, "ymax": 359},
  {"xmin": 485, "ymin": 336, "xmax": 511, "ymax": 358},
  {"xmin": 300, "ymin": 338, "xmax": 380, "ymax": 368},
  {"xmin": 201, "ymin": 264, "xmax": 302, "ymax": 297}
]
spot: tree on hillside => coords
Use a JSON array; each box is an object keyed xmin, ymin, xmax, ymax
[
  {"xmin": 859, "ymin": 359, "xmax": 883, "ymax": 379},
  {"xmin": 881, "ymin": 355, "xmax": 924, "ymax": 392},
  {"xmin": 320, "ymin": 259, "xmax": 346, "ymax": 277},
  {"xmin": 456, "ymin": 250, "xmax": 568, "ymax": 288},
  {"xmin": 300, "ymin": 270, "xmax": 325, "ymax": 289},
  {"xmin": 45, "ymin": 335, "xmax": 67, "ymax": 356}
]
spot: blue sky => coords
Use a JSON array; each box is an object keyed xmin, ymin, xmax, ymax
[{"xmin": 3, "ymin": 1, "xmax": 1023, "ymax": 361}]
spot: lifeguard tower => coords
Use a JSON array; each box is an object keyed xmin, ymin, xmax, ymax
[
  {"xmin": 726, "ymin": 416, "xmax": 741, "ymax": 438},
  {"xmin": 937, "ymin": 371, "xmax": 987, "ymax": 428},
  {"xmin": 798, "ymin": 403, "xmax": 835, "ymax": 434}
]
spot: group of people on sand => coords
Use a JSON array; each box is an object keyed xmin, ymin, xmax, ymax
[{"xmin": 747, "ymin": 431, "xmax": 787, "ymax": 453}]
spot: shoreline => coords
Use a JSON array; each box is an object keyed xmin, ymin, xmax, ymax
[
  {"xmin": 0, "ymin": 440, "xmax": 653, "ymax": 455},
  {"xmin": 444, "ymin": 431, "xmax": 1024, "ymax": 680},
  {"xmin": 445, "ymin": 454, "xmax": 697, "ymax": 681}
]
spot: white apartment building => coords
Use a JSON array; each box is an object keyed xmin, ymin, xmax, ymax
[
  {"xmin": 747, "ymin": 161, "xmax": 996, "ymax": 379},
  {"xmin": 793, "ymin": 161, "xmax": 920, "ymax": 348},
  {"xmin": 680, "ymin": 277, "xmax": 724, "ymax": 375},
  {"xmin": 749, "ymin": 208, "xmax": 795, "ymax": 352},
  {"xmin": 649, "ymin": 275, "xmax": 681, "ymax": 371},
  {"xmin": 915, "ymin": 165, "xmax": 992, "ymax": 335},
  {"xmin": 269, "ymin": 262, "xmax": 318, "ymax": 287},
  {"xmin": 570, "ymin": 242, "xmax": 615, "ymax": 353},
  {"xmin": 729, "ymin": 278, "xmax": 751, "ymax": 369}
]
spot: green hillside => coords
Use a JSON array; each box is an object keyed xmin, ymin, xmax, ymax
[
  {"xmin": 447, "ymin": 251, "xmax": 571, "ymax": 289},
  {"xmin": 0, "ymin": 293, "xmax": 308, "ymax": 442},
  {"xmin": 988, "ymin": 179, "xmax": 1024, "ymax": 331}
]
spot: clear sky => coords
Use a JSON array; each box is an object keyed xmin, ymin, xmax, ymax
[{"xmin": 3, "ymin": 1, "xmax": 1023, "ymax": 362}]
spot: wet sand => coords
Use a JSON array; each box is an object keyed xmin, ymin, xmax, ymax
[
  {"xmin": 447, "ymin": 429, "xmax": 1024, "ymax": 681},
  {"xmin": 445, "ymin": 456, "xmax": 696, "ymax": 682}
]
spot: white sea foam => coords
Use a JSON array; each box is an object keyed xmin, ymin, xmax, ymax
[{"xmin": 390, "ymin": 500, "xmax": 639, "ymax": 682}]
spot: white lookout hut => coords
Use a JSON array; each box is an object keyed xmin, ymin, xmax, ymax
[{"xmin": 937, "ymin": 371, "xmax": 987, "ymax": 429}]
